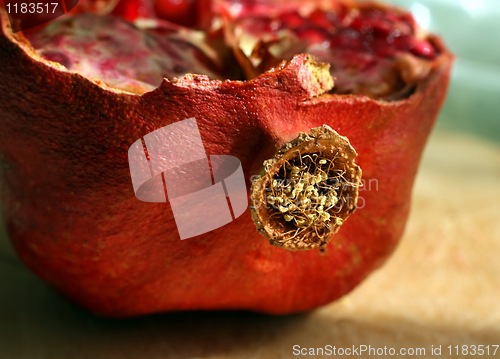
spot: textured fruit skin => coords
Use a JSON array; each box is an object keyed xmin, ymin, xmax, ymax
[{"xmin": 0, "ymin": 9, "xmax": 453, "ymax": 317}]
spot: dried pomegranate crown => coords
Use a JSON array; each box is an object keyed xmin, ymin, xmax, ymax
[{"xmin": 251, "ymin": 125, "xmax": 362, "ymax": 250}]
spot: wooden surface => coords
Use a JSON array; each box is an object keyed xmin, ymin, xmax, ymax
[{"xmin": 1, "ymin": 129, "xmax": 499, "ymax": 358}]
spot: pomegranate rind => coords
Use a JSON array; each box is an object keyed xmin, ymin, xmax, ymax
[{"xmin": 0, "ymin": 8, "xmax": 453, "ymax": 316}]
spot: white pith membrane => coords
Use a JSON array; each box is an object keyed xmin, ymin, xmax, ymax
[{"xmin": 23, "ymin": 0, "xmax": 440, "ymax": 99}]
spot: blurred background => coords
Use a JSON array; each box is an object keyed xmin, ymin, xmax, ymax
[
  {"xmin": 389, "ymin": 0, "xmax": 500, "ymax": 142},
  {"xmin": 0, "ymin": 0, "xmax": 499, "ymax": 358}
]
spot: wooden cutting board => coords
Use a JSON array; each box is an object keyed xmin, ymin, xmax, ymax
[{"xmin": 1, "ymin": 129, "xmax": 499, "ymax": 358}]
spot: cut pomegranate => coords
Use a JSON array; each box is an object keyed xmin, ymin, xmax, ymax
[{"xmin": 0, "ymin": 0, "xmax": 453, "ymax": 316}]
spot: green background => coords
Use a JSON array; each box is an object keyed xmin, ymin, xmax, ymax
[{"xmin": 389, "ymin": 0, "xmax": 500, "ymax": 142}]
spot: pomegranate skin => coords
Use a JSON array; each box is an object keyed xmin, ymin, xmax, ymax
[{"xmin": 0, "ymin": 9, "xmax": 453, "ymax": 317}]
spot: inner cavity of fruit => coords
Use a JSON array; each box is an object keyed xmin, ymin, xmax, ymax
[
  {"xmin": 24, "ymin": 0, "xmax": 439, "ymax": 98},
  {"xmin": 251, "ymin": 126, "xmax": 362, "ymax": 251},
  {"xmin": 25, "ymin": 14, "xmax": 229, "ymax": 93},
  {"xmin": 223, "ymin": 1, "xmax": 438, "ymax": 99}
]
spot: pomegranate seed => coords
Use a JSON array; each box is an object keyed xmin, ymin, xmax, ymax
[
  {"xmin": 332, "ymin": 28, "xmax": 361, "ymax": 48},
  {"xmin": 393, "ymin": 34, "xmax": 416, "ymax": 52},
  {"xmin": 372, "ymin": 37, "xmax": 397, "ymax": 57},
  {"xmin": 411, "ymin": 40, "xmax": 436, "ymax": 59},
  {"xmin": 309, "ymin": 9, "xmax": 335, "ymax": 31},
  {"xmin": 296, "ymin": 26, "xmax": 329, "ymax": 45},
  {"xmin": 280, "ymin": 12, "xmax": 304, "ymax": 28}
]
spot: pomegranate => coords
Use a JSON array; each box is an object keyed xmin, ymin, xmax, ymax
[{"xmin": 0, "ymin": 0, "xmax": 453, "ymax": 316}]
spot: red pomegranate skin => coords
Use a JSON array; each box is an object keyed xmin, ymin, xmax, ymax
[{"xmin": 0, "ymin": 8, "xmax": 453, "ymax": 316}]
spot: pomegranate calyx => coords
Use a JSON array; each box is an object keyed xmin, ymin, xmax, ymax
[{"xmin": 251, "ymin": 125, "xmax": 362, "ymax": 251}]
